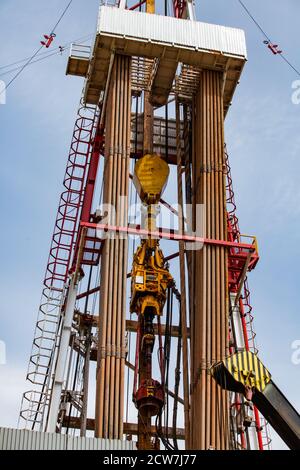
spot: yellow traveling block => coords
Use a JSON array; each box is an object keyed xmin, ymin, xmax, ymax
[{"xmin": 133, "ymin": 154, "xmax": 169, "ymax": 205}]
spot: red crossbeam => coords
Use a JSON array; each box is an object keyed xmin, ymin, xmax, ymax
[
  {"xmin": 129, "ymin": 0, "xmax": 146, "ymax": 11},
  {"xmin": 80, "ymin": 221, "xmax": 258, "ymax": 252}
]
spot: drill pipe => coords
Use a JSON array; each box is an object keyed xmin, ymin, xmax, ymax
[
  {"xmin": 95, "ymin": 55, "xmax": 131, "ymax": 440},
  {"xmin": 190, "ymin": 70, "xmax": 230, "ymax": 449}
]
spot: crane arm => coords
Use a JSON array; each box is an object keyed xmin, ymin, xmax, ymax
[{"xmin": 211, "ymin": 350, "xmax": 300, "ymax": 450}]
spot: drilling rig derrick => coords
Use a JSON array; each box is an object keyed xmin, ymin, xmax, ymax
[{"xmin": 14, "ymin": 0, "xmax": 300, "ymax": 454}]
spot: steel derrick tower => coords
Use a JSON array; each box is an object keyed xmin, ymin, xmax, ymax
[{"xmin": 18, "ymin": 0, "xmax": 279, "ymax": 450}]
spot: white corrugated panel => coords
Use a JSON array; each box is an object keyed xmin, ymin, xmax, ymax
[
  {"xmin": 0, "ymin": 428, "xmax": 136, "ymax": 450},
  {"xmin": 97, "ymin": 6, "xmax": 247, "ymax": 59},
  {"xmin": 0, "ymin": 428, "xmax": 66, "ymax": 450},
  {"xmin": 67, "ymin": 436, "xmax": 135, "ymax": 450}
]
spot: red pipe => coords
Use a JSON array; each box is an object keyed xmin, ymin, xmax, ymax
[
  {"xmin": 173, "ymin": 0, "xmax": 186, "ymax": 18},
  {"xmin": 239, "ymin": 297, "xmax": 264, "ymax": 450},
  {"xmin": 239, "ymin": 298, "xmax": 250, "ymax": 351},
  {"xmin": 81, "ymin": 132, "xmax": 102, "ymax": 223},
  {"xmin": 80, "ymin": 221, "xmax": 258, "ymax": 252},
  {"xmin": 76, "ymin": 285, "xmax": 100, "ymax": 300},
  {"xmin": 254, "ymin": 406, "xmax": 264, "ymax": 450},
  {"xmin": 230, "ymin": 338, "xmax": 247, "ymax": 449},
  {"xmin": 129, "ymin": 0, "xmax": 146, "ymax": 11},
  {"xmin": 226, "ymin": 152, "xmax": 265, "ymax": 450},
  {"xmin": 240, "ymin": 426, "xmax": 247, "ymax": 450},
  {"xmin": 70, "ymin": 125, "xmax": 103, "ymax": 273}
]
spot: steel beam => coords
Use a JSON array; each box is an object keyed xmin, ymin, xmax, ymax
[
  {"xmin": 80, "ymin": 221, "xmax": 258, "ymax": 254},
  {"xmin": 46, "ymin": 274, "xmax": 80, "ymax": 433},
  {"xmin": 62, "ymin": 416, "xmax": 185, "ymax": 439}
]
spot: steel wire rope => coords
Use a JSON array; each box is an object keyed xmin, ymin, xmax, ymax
[
  {"xmin": 237, "ymin": 0, "xmax": 300, "ymax": 77},
  {"xmin": 165, "ymin": 0, "xmax": 169, "ymax": 163},
  {"xmin": 0, "ymin": 34, "xmax": 93, "ymax": 75},
  {"xmin": 172, "ymin": 299, "xmax": 182, "ymax": 450},
  {"xmin": 0, "ymin": 44, "xmax": 44, "ymax": 95},
  {"xmin": 50, "ymin": 0, "xmax": 74, "ymax": 35},
  {"xmin": 163, "ymin": 288, "xmax": 171, "ymax": 442},
  {"xmin": 158, "ymin": 288, "xmax": 175, "ymax": 450},
  {"xmin": 0, "ymin": 0, "xmax": 74, "ymax": 95},
  {"xmin": 126, "ymin": 94, "xmax": 140, "ymax": 424},
  {"xmin": 0, "ymin": 50, "xmax": 64, "ymax": 77}
]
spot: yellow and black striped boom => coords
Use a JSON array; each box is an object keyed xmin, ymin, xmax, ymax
[{"xmin": 211, "ymin": 350, "xmax": 300, "ymax": 450}]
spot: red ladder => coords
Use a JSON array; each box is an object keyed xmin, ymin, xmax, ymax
[{"xmin": 19, "ymin": 100, "xmax": 99, "ymax": 430}]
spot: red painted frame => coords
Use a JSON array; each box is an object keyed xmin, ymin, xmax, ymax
[{"xmin": 80, "ymin": 221, "xmax": 259, "ymax": 253}]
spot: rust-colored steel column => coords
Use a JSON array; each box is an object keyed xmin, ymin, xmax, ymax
[
  {"xmin": 190, "ymin": 70, "xmax": 230, "ymax": 449},
  {"xmin": 95, "ymin": 54, "xmax": 132, "ymax": 440}
]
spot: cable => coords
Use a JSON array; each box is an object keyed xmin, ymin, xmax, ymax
[
  {"xmin": 163, "ymin": 288, "xmax": 171, "ymax": 441},
  {"xmin": 279, "ymin": 54, "xmax": 300, "ymax": 77},
  {"xmin": 0, "ymin": 48, "xmax": 61, "ymax": 71},
  {"xmin": 158, "ymin": 288, "xmax": 177, "ymax": 450},
  {"xmin": 50, "ymin": 0, "xmax": 74, "ymax": 35},
  {"xmin": 164, "ymin": 2, "xmax": 169, "ymax": 163},
  {"xmin": 237, "ymin": 0, "xmax": 300, "ymax": 77},
  {"xmin": 0, "ymin": 33, "xmax": 94, "ymax": 79},
  {"xmin": 237, "ymin": 0, "xmax": 270, "ymax": 42},
  {"xmin": 1, "ymin": 45, "xmax": 44, "ymax": 94},
  {"xmin": 172, "ymin": 310, "xmax": 181, "ymax": 450},
  {"xmin": 0, "ymin": 34, "xmax": 92, "ymax": 72},
  {"xmin": 0, "ymin": 50, "xmax": 65, "ymax": 78},
  {"xmin": 0, "ymin": 0, "xmax": 75, "ymax": 96},
  {"xmin": 155, "ymin": 411, "xmax": 175, "ymax": 451}
]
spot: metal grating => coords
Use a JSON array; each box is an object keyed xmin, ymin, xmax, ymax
[
  {"xmin": 130, "ymin": 114, "xmax": 184, "ymax": 160},
  {"xmin": 174, "ymin": 65, "xmax": 202, "ymax": 101},
  {"xmin": 131, "ymin": 57, "xmax": 156, "ymax": 95}
]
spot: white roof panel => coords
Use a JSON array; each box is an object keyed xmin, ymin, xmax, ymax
[
  {"xmin": 79, "ymin": 6, "xmax": 247, "ymax": 108},
  {"xmin": 97, "ymin": 6, "xmax": 247, "ymax": 59}
]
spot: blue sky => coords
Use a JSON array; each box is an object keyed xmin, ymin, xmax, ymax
[{"xmin": 0, "ymin": 0, "xmax": 300, "ymax": 450}]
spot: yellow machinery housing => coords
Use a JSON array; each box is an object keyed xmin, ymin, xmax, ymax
[
  {"xmin": 130, "ymin": 241, "xmax": 173, "ymax": 316},
  {"xmin": 130, "ymin": 154, "xmax": 173, "ymax": 317}
]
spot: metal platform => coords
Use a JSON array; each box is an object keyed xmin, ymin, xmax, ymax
[
  {"xmin": 130, "ymin": 114, "xmax": 184, "ymax": 160},
  {"xmin": 66, "ymin": 44, "xmax": 91, "ymax": 77},
  {"xmin": 66, "ymin": 6, "xmax": 247, "ymax": 111}
]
